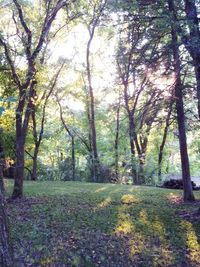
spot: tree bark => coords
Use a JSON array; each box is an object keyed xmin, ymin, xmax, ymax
[
  {"xmin": 168, "ymin": 0, "xmax": 195, "ymax": 202},
  {"xmin": 86, "ymin": 91, "xmax": 93, "ymax": 179},
  {"xmin": 0, "ymin": 132, "xmax": 5, "ymax": 192},
  {"xmin": 183, "ymin": 0, "xmax": 200, "ymax": 119},
  {"xmin": 0, "ymin": 137, "xmax": 14, "ymax": 267},
  {"xmin": 71, "ymin": 136, "xmax": 75, "ymax": 181},
  {"xmin": 158, "ymin": 102, "xmax": 173, "ymax": 181},
  {"xmin": 31, "ymin": 145, "xmax": 39, "ymax": 181},
  {"xmin": 84, "ymin": 0, "xmax": 107, "ymax": 182},
  {"xmin": 12, "ymin": 81, "xmax": 37, "ymax": 198},
  {"xmin": 86, "ymin": 31, "xmax": 100, "ymax": 183},
  {"xmin": 128, "ymin": 113, "xmax": 137, "ymax": 184},
  {"xmin": 57, "ymin": 97, "xmax": 76, "ymax": 181},
  {"xmin": 137, "ymin": 136, "xmax": 147, "ymax": 184},
  {"xmin": 114, "ymin": 105, "xmax": 120, "ymax": 181}
]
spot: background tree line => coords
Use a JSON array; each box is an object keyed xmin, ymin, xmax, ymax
[{"xmin": 0, "ymin": 0, "xmax": 200, "ymax": 202}]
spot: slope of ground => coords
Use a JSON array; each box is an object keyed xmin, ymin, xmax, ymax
[{"xmin": 5, "ymin": 180, "xmax": 200, "ymax": 267}]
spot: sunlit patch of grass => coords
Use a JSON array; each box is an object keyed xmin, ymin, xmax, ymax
[
  {"xmin": 167, "ymin": 192, "xmax": 183, "ymax": 204},
  {"xmin": 121, "ymin": 194, "xmax": 139, "ymax": 204},
  {"xmin": 115, "ymin": 206, "xmax": 135, "ymax": 235},
  {"xmin": 139, "ymin": 209, "xmax": 149, "ymax": 225},
  {"xmin": 181, "ymin": 221, "xmax": 200, "ymax": 265},
  {"xmin": 136, "ymin": 209, "xmax": 174, "ymax": 266},
  {"xmin": 138, "ymin": 210, "xmax": 166, "ymax": 241},
  {"xmin": 94, "ymin": 186, "xmax": 107, "ymax": 193},
  {"xmin": 152, "ymin": 217, "xmax": 166, "ymax": 242},
  {"xmin": 97, "ymin": 196, "xmax": 112, "ymax": 208}
]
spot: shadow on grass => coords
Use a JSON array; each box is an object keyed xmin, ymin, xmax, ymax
[{"xmin": 6, "ymin": 182, "xmax": 200, "ymax": 267}]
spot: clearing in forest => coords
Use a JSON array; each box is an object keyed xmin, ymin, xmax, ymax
[{"xmin": 6, "ymin": 180, "xmax": 200, "ymax": 267}]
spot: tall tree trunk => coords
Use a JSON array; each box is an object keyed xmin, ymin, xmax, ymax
[
  {"xmin": 0, "ymin": 132, "xmax": 5, "ymax": 192},
  {"xmin": 134, "ymin": 135, "xmax": 144, "ymax": 184},
  {"xmin": 114, "ymin": 106, "xmax": 120, "ymax": 181},
  {"xmin": 137, "ymin": 141, "xmax": 147, "ymax": 184},
  {"xmin": 183, "ymin": 0, "xmax": 200, "ymax": 119},
  {"xmin": 86, "ymin": 31, "xmax": 99, "ymax": 183},
  {"xmin": 57, "ymin": 97, "xmax": 76, "ymax": 181},
  {"xmin": 0, "ymin": 138, "xmax": 14, "ymax": 267},
  {"xmin": 128, "ymin": 114, "xmax": 137, "ymax": 184},
  {"xmin": 138, "ymin": 156, "xmax": 145, "ymax": 183},
  {"xmin": 84, "ymin": 0, "xmax": 108, "ymax": 182},
  {"xmin": 13, "ymin": 95, "xmax": 26, "ymax": 198},
  {"xmin": 86, "ymin": 92, "xmax": 93, "ymax": 180},
  {"xmin": 12, "ymin": 135, "xmax": 25, "ymax": 198},
  {"xmin": 158, "ymin": 102, "xmax": 173, "ymax": 181},
  {"xmin": 31, "ymin": 145, "xmax": 39, "ymax": 181},
  {"xmin": 72, "ymin": 136, "xmax": 75, "ymax": 181},
  {"xmin": 168, "ymin": 0, "xmax": 195, "ymax": 202},
  {"xmin": 12, "ymin": 81, "xmax": 36, "ymax": 198}
]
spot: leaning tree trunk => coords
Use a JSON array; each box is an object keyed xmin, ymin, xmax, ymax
[
  {"xmin": 158, "ymin": 102, "xmax": 173, "ymax": 181},
  {"xmin": 57, "ymin": 97, "xmax": 76, "ymax": 181},
  {"xmin": 31, "ymin": 65, "xmax": 64, "ymax": 181},
  {"xmin": 168, "ymin": 0, "xmax": 195, "ymax": 202}
]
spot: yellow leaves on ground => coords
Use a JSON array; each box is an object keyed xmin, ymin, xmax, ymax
[
  {"xmin": 114, "ymin": 202, "xmax": 173, "ymax": 266},
  {"xmin": 115, "ymin": 206, "xmax": 135, "ymax": 235},
  {"xmin": 97, "ymin": 197, "xmax": 112, "ymax": 208},
  {"xmin": 121, "ymin": 194, "xmax": 140, "ymax": 205},
  {"xmin": 181, "ymin": 221, "xmax": 200, "ymax": 266}
]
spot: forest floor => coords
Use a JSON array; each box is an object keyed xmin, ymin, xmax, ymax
[{"xmin": 5, "ymin": 180, "xmax": 200, "ymax": 267}]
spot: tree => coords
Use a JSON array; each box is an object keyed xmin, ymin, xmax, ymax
[
  {"xmin": 0, "ymin": 0, "xmax": 71, "ymax": 198},
  {"xmin": 84, "ymin": 0, "xmax": 108, "ymax": 182},
  {"xmin": 0, "ymin": 130, "xmax": 14, "ymax": 267},
  {"xmin": 158, "ymin": 100, "xmax": 174, "ymax": 181},
  {"xmin": 114, "ymin": 99, "xmax": 120, "ymax": 181},
  {"xmin": 30, "ymin": 64, "xmax": 64, "ymax": 180},
  {"xmin": 167, "ymin": 0, "xmax": 195, "ymax": 201},
  {"xmin": 56, "ymin": 96, "xmax": 76, "ymax": 181},
  {"xmin": 182, "ymin": 0, "xmax": 200, "ymax": 119},
  {"xmin": 116, "ymin": 13, "xmax": 165, "ymax": 184}
]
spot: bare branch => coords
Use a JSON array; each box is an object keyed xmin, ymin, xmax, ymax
[
  {"xmin": 13, "ymin": 0, "xmax": 32, "ymax": 59},
  {"xmin": 0, "ymin": 37, "xmax": 21, "ymax": 88}
]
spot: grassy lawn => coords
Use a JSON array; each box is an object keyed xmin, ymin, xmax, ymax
[{"xmin": 5, "ymin": 180, "xmax": 200, "ymax": 267}]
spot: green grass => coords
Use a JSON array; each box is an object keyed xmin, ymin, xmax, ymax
[{"xmin": 5, "ymin": 180, "xmax": 200, "ymax": 267}]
